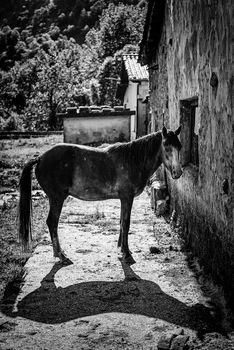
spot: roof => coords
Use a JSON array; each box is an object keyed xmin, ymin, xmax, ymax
[
  {"xmin": 123, "ymin": 54, "xmax": 149, "ymax": 81},
  {"xmin": 63, "ymin": 105, "xmax": 135, "ymax": 118},
  {"xmin": 138, "ymin": 0, "xmax": 166, "ymax": 65},
  {"xmin": 116, "ymin": 54, "xmax": 149, "ymax": 100}
]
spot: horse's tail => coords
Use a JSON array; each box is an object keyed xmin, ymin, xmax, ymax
[{"xmin": 18, "ymin": 158, "xmax": 39, "ymax": 251}]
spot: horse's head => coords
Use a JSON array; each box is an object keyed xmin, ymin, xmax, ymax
[{"xmin": 161, "ymin": 126, "xmax": 182, "ymax": 179}]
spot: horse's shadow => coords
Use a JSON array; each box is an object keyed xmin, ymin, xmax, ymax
[{"xmin": 1, "ymin": 262, "xmax": 218, "ymax": 336}]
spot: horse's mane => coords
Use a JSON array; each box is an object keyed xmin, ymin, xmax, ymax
[{"xmin": 107, "ymin": 132, "xmax": 162, "ymax": 169}]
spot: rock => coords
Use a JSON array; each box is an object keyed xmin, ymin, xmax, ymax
[
  {"xmin": 149, "ymin": 246, "xmax": 161, "ymax": 254},
  {"xmin": 27, "ymin": 331, "xmax": 38, "ymax": 336},
  {"xmin": 158, "ymin": 333, "xmax": 190, "ymax": 350},
  {"xmin": 165, "ymin": 230, "xmax": 171, "ymax": 237},
  {"xmin": 0, "ymin": 199, "xmax": 6, "ymax": 210},
  {"xmin": 156, "ymin": 200, "xmax": 168, "ymax": 216},
  {"xmin": 157, "ymin": 334, "xmax": 174, "ymax": 349},
  {"xmin": 173, "ymin": 328, "xmax": 185, "ymax": 337},
  {"xmin": 151, "ymin": 181, "xmax": 168, "ymax": 211},
  {"xmin": 77, "ymin": 333, "xmax": 89, "ymax": 338},
  {"xmin": 79, "ymin": 319, "xmax": 90, "ymax": 323},
  {"xmin": 170, "ymin": 335, "xmax": 190, "ymax": 350},
  {"xmin": 145, "ymin": 332, "xmax": 153, "ymax": 340},
  {"xmin": 0, "ymin": 320, "xmax": 17, "ymax": 332},
  {"xmin": 3, "ymin": 194, "xmax": 12, "ymax": 202},
  {"xmin": 152, "ymin": 181, "xmax": 168, "ymax": 200}
]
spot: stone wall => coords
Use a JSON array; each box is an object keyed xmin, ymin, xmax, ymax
[
  {"xmin": 148, "ymin": 26, "xmax": 170, "ymax": 182},
  {"xmin": 148, "ymin": 26, "xmax": 169, "ymax": 133},
  {"xmin": 149, "ymin": 0, "xmax": 234, "ymax": 308}
]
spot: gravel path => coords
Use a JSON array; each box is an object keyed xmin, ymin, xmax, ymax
[{"xmin": 0, "ymin": 190, "xmax": 233, "ymax": 349}]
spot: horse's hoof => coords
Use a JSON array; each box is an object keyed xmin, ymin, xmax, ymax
[
  {"xmin": 123, "ymin": 255, "xmax": 136, "ymax": 265},
  {"xmin": 60, "ymin": 257, "xmax": 73, "ymax": 266},
  {"xmin": 58, "ymin": 252, "xmax": 73, "ymax": 265},
  {"xmin": 125, "ymin": 275, "xmax": 140, "ymax": 281}
]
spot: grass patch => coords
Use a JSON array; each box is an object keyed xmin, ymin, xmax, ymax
[
  {"xmin": 0, "ymin": 135, "xmax": 63, "ymax": 192},
  {"xmin": 0, "ymin": 198, "xmax": 48, "ymax": 302},
  {"xmin": 60, "ymin": 206, "xmax": 119, "ymax": 234},
  {"xmin": 0, "ymin": 135, "xmax": 59, "ymax": 303},
  {"xmin": 61, "ymin": 206, "xmax": 106, "ymax": 225}
]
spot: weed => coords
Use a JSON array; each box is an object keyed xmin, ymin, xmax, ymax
[{"xmin": 94, "ymin": 207, "xmax": 105, "ymax": 220}]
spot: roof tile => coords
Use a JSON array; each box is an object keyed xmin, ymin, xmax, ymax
[{"xmin": 123, "ymin": 54, "xmax": 149, "ymax": 81}]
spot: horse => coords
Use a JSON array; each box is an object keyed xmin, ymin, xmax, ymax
[{"xmin": 18, "ymin": 126, "xmax": 182, "ymax": 265}]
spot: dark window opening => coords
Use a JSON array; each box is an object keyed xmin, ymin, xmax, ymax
[{"xmin": 180, "ymin": 97, "xmax": 199, "ymax": 167}]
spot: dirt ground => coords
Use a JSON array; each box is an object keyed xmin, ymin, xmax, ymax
[{"xmin": 0, "ymin": 189, "xmax": 234, "ymax": 350}]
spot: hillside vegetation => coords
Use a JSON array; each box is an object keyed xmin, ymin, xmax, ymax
[{"xmin": 0, "ymin": 0, "xmax": 146, "ymax": 131}]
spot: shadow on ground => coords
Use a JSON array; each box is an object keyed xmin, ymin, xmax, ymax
[{"xmin": 1, "ymin": 262, "xmax": 218, "ymax": 337}]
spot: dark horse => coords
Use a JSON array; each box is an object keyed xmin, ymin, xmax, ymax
[{"xmin": 18, "ymin": 126, "xmax": 182, "ymax": 265}]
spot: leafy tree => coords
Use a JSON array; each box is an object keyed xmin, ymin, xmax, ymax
[
  {"xmin": 90, "ymin": 78, "xmax": 100, "ymax": 105},
  {"xmin": 0, "ymin": 34, "xmax": 83, "ymax": 130},
  {"xmin": 98, "ymin": 56, "xmax": 119, "ymax": 106},
  {"xmin": 0, "ymin": 26, "xmax": 26, "ymax": 70},
  {"xmin": 27, "ymin": 37, "xmax": 82, "ymax": 130},
  {"xmin": 97, "ymin": 3, "xmax": 145, "ymax": 58},
  {"xmin": 0, "ymin": 1, "xmax": 146, "ymax": 129},
  {"xmin": 96, "ymin": 44, "xmax": 139, "ymax": 106}
]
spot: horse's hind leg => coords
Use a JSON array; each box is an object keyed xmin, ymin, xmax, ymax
[{"xmin": 47, "ymin": 196, "xmax": 69, "ymax": 264}]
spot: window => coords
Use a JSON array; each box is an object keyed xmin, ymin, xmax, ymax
[{"xmin": 180, "ymin": 97, "xmax": 199, "ymax": 167}]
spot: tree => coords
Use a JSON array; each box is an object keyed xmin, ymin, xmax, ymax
[
  {"xmin": 81, "ymin": 2, "xmax": 145, "ymax": 106},
  {"xmin": 0, "ymin": 1, "xmax": 146, "ymax": 130},
  {"xmin": 0, "ymin": 26, "xmax": 26, "ymax": 70},
  {"xmin": 0, "ymin": 34, "xmax": 83, "ymax": 131},
  {"xmin": 90, "ymin": 78, "xmax": 100, "ymax": 105},
  {"xmin": 97, "ymin": 3, "xmax": 146, "ymax": 59},
  {"xmin": 27, "ymin": 37, "xmax": 82, "ymax": 130},
  {"xmin": 98, "ymin": 56, "xmax": 120, "ymax": 106}
]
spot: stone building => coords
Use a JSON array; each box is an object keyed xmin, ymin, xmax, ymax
[
  {"xmin": 139, "ymin": 0, "xmax": 234, "ymax": 309},
  {"xmin": 116, "ymin": 54, "xmax": 149, "ymax": 139}
]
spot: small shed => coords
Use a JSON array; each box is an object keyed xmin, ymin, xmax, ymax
[
  {"xmin": 59, "ymin": 105, "xmax": 135, "ymax": 145},
  {"xmin": 116, "ymin": 54, "xmax": 149, "ymax": 140}
]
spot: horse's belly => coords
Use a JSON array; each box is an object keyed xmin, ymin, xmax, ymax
[{"xmin": 69, "ymin": 180, "xmax": 119, "ymax": 201}]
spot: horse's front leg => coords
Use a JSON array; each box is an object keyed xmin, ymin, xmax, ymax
[
  {"xmin": 118, "ymin": 219, "xmax": 132, "ymax": 254},
  {"xmin": 119, "ymin": 196, "xmax": 135, "ymax": 265},
  {"xmin": 117, "ymin": 218, "xmax": 123, "ymax": 250}
]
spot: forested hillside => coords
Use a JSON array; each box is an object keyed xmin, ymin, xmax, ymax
[{"xmin": 0, "ymin": 0, "xmax": 146, "ymax": 130}]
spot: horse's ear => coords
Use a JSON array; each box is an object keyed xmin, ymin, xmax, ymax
[
  {"xmin": 162, "ymin": 126, "xmax": 167, "ymax": 138},
  {"xmin": 175, "ymin": 125, "xmax": 182, "ymax": 135}
]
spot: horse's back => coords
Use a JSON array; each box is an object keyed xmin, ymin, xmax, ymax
[{"xmin": 35, "ymin": 142, "xmax": 150, "ymax": 201}]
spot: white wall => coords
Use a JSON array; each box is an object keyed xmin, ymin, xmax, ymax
[
  {"xmin": 123, "ymin": 82, "xmax": 138, "ymax": 140},
  {"xmin": 64, "ymin": 114, "xmax": 131, "ymax": 144}
]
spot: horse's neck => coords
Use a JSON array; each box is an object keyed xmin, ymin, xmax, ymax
[
  {"xmin": 146, "ymin": 147, "xmax": 162, "ymax": 177},
  {"xmin": 130, "ymin": 136, "xmax": 162, "ymax": 183}
]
